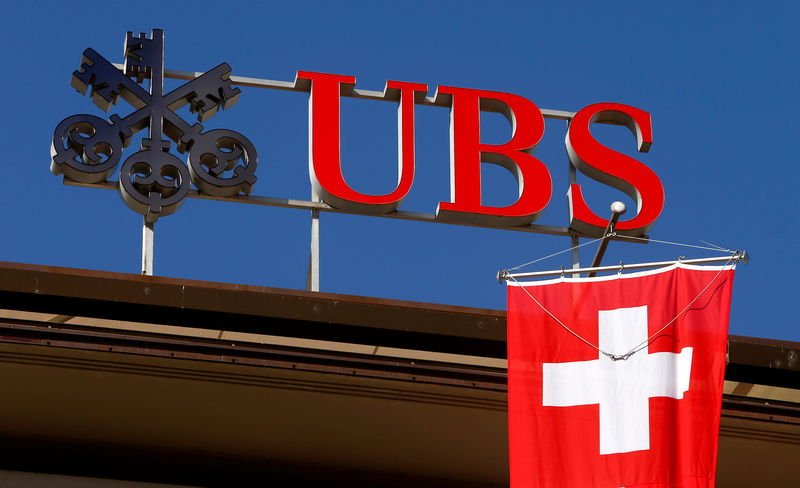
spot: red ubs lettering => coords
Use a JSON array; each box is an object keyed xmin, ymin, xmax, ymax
[{"xmin": 297, "ymin": 71, "xmax": 663, "ymax": 237}]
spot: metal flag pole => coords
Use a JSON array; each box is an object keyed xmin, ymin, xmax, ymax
[
  {"xmin": 568, "ymin": 137, "xmax": 580, "ymax": 278},
  {"xmin": 497, "ymin": 251, "xmax": 748, "ymax": 283},
  {"xmin": 586, "ymin": 201, "xmax": 627, "ymax": 278}
]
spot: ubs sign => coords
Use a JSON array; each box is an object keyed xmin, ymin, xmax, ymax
[{"xmin": 52, "ymin": 29, "xmax": 662, "ymax": 237}]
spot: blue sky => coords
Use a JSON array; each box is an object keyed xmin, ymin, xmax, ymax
[{"xmin": 1, "ymin": 2, "xmax": 798, "ymax": 341}]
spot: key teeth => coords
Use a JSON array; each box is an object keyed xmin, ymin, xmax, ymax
[
  {"xmin": 89, "ymin": 83, "xmax": 118, "ymax": 112},
  {"xmin": 193, "ymin": 84, "xmax": 241, "ymax": 119},
  {"xmin": 188, "ymin": 92, "xmax": 222, "ymax": 122},
  {"xmin": 70, "ymin": 52, "xmax": 121, "ymax": 111},
  {"xmin": 197, "ymin": 105, "xmax": 218, "ymax": 123},
  {"xmin": 71, "ymin": 68, "xmax": 91, "ymax": 95},
  {"xmin": 71, "ymin": 53, "xmax": 96, "ymax": 94},
  {"xmin": 220, "ymin": 84, "xmax": 241, "ymax": 109},
  {"xmin": 123, "ymin": 32, "xmax": 157, "ymax": 81},
  {"xmin": 126, "ymin": 65, "xmax": 152, "ymax": 84}
]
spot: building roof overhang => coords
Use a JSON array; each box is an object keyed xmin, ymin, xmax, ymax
[{"xmin": 0, "ymin": 261, "xmax": 797, "ymax": 486}]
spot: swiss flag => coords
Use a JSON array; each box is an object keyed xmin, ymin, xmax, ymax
[{"xmin": 507, "ymin": 263, "xmax": 735, "ymax": 488}]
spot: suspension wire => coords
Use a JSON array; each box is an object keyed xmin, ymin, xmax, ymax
[
  {"xmin": 506, "ymin": 233, "xmax": 736, "ymax": 275},
  {"xmin": 507, "ymin": 236, "xmax": 605, "ymax": 271},
  {"xmin": 699, "ymin": 240, "xmax": 732, "ymax": 252},
  {"xmin": 509, "ymin": 254, "xmax": 737, "ymax": 361},
  {"xmin": 504, "ymin": 234, "xmax": 741, "ymax": 359},
  {"xmin": 614, "ymin": 234, "xmax": 735, "ymax": 254},
  {"xmin": 619, "ymin": 255, "xmax": 736, "ymax": 360},
  {"xmin": 508, "ymin": 273, "xmax": 606, "ymax": 356}
]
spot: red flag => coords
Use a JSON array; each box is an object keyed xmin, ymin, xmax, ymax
[{"xmin": 507, "ymin": 263, "xmax": 735, "ymax": 488}]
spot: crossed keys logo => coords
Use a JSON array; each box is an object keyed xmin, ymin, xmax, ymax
[{"xmin": 51, "ymin": 29, "xmax": 258, "ymax": 222}]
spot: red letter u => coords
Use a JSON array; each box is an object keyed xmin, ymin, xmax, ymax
[{"xmin": 297, "ymin": 71, "xmax": 427, "ymax": 214}]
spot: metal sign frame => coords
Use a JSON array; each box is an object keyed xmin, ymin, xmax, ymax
[{"xmin": 53, "ymin": 30, "xmax": 654, "ymax": 287}]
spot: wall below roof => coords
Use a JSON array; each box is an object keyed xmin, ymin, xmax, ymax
[
  {"xmin": 0, "ymin": 340, "xmax": 508, "ymax": 487},
  {"xmin": 0, "ymin": 336, "xmax": 797, "ymax": 487}
]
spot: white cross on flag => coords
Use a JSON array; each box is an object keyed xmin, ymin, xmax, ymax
[{"xmin": 507, "ymin": 263, "xmax": 735, "ymax": 488}]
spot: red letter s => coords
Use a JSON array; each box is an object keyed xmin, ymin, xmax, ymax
[{"xmin": 565, "ymin": 103, "xmax": 663, "ymax": 236}]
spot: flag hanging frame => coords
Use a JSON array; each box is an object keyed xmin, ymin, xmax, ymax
[{"xmin": 498, "ymin": 251, "xmax": 748, "ymax": 283}]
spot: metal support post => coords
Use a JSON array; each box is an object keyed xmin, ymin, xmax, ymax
[
  {"xmin": 306, "ymin": 194, "xmax": 320, "ymax": 292},
  {"xmin": 568, "ymin": 130, "xmax": 580, "ymax": 278},
  {"xmin": 141, "ymin": 218, "xmax": 154, "ymax": 276},
  {"xmin": 570, "ymin": 234, "xmax": 580, "ymax": 278}
]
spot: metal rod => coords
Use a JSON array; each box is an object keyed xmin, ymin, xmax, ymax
[
  {"xmin": 587, "ymin": 201, "xmax": 627, "ymax": 277},
  {"xmin": 64, "ymin": 180, "xmax": 650, "ymax": 243},
  {"xmin": 141, "ymin": 218, "xmax": 154, "ymax": 276},
  {"xmin": 570, "ymin": 234, "xmax": 580, "ymax": 279},
  {"xmin": 567, "ymin": 131, "xmax": 580, "ymax": 278},
  {"xmin": 498, "ymin": 251, "xmax": 748, "ymax": 283},
  {"xmin": 306, "ymin": 193, "xmax": 320, "ymax": 292},
  {"xmin": 111, "ymin": 63, "xmax": 577, "ymax": 120}
]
